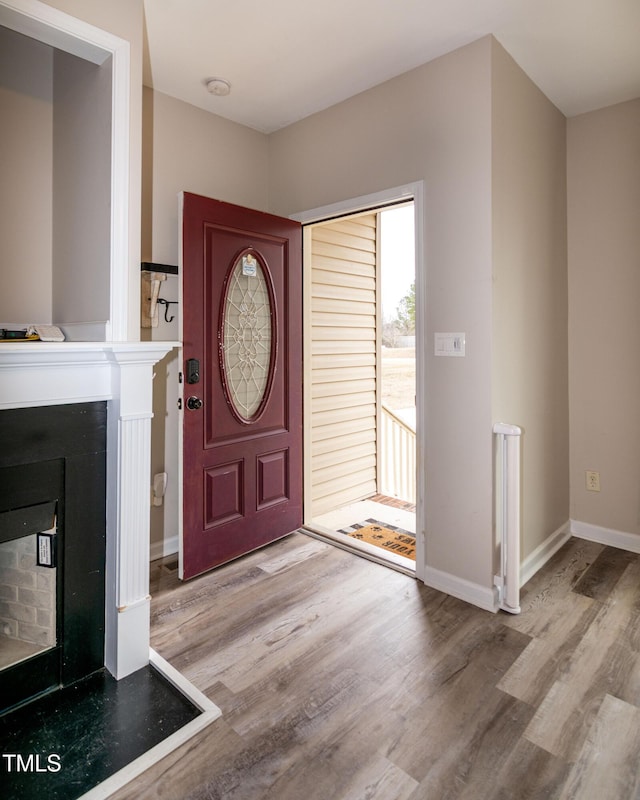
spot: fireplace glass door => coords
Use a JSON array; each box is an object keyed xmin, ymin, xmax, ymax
[
  {"xmin": 0, "ymin": 506, "xmax": 58, "ymax": 672},
  {"xmin": 0, "ymin": 459, "xmax": 64, "ymax": 712}
]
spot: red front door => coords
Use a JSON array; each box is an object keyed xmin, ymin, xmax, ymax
[{"xmin": 180, "ymin": 193, "xmax": 302, "ymax": 579}]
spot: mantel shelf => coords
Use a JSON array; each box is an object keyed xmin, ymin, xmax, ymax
[
  {"xmin": 0, "ymin": 340, "xmax": 180, "ymax": 361},
  {"xmin": 0, "ymin": 341, "xmax": 180, "ymax": 412}
]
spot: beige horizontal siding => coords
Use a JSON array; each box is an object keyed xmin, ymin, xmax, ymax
[
  {"xmin": 312, "ymin": 325, "xmax": 375, "ymax": 341},
  {"xmin": 312, "ymin": 440, "xmax": 376, "ymax": 470},
  {"xmin": 312, "ymin": 269, "xmax": 375, "ymax": 291},
  {"xmin": 312, "ymin": 227, "xmax": 376, "ymax": 254},
  {"xmin": 312, "ymin": 354, "xmax": 376, "ymax": 372},
  {"xmin": 312, "ymin": 428, "xmax": 376, "ymax": 457},
  {"xmin": 312, "ymin": 378, "xmax": 376, "ymax": 398},
  {"xmin": 312, "ymin": 253, "xmax": 376, "ymax": 278},
  {"xmin": 312, "ymin": 479, "xmax": 377, "ymax": 518},
  {"xmin": 311, "ymin": 365, "xmax": 376, "ymax": 385},
  {"xmin": 313, "ymin": 310, "xmax": 375, "ymax": 328},
  {"xmin": 313, "ymin": 402, "xmax": 376, "ymax": 429},
  {"xmin": 313, "ymin": 454, "xmax": 377, "ymax": 488},
  {"xmin": 312, "ymin": 417, "xmax": 375, "ymax": 443},
  {"xmin": 309, "ymin": 213, "xmax": 378, "ymax": 518},
  {"xmin": 311, "ymin": 340, "xmax": 375, "ymax": 356},
  {"xmin": 319, "ymin": 217, "xmax": 376, "ymax": 238},
  {"xmin": 311, "ymin": 283, "xmax": 374, "ymax": 304},
  {"xmin": 312, "ymin": 391, "xmax": 376, "ymax": 415},
  {"xmin": 312, "ymin": 296, "xmax": 376, "ymax": 316}
]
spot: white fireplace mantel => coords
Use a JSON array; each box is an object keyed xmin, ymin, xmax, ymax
[{"xmin": 0, "ymin": 340, "xmax": 178, "ymax": 678}]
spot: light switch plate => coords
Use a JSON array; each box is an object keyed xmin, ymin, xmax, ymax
[{"xmin": 434, "ymin": 332, "xmax": 465, "ymax": 357}]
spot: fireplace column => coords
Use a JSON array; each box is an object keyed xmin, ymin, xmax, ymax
[{"xmin": 106, "ymin": 346, "xmax": 175, "ymax": 679}]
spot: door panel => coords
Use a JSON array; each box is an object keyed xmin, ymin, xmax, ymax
[{"xmin": 181, "ymin": 193, "xmax": 302, "ymax": 579}]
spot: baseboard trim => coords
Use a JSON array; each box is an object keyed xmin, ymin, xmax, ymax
[
  {"xmin": 520, "ymin": 520, "xmax": 572, "ymax": 588},
  {"xmin": 423, "ymin": 565, "xmax": 497, "ymax": 613},
  {"xmin": 150, "ymin": 534, "xmax": 179, "ymax": 563},
  {"xmin": 570, "ymin": 519, "xmax": 640, "ymax": 553}
]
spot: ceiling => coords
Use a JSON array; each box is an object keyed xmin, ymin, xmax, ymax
[{"xmin": 143, "ymin": 0, "xmax": 640, "ymax": 134}]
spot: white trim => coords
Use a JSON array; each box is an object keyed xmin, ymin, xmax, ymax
[
  {"xmin": 177, "ymin": 192, "xmax": 186, "ymax": 579},
  {"xmin": 423, "ymin": 565, "xmax": 498, "ymax": 613},
  {"xmin": 295, "ymin": 181, "xmax": 427, "ymax": 582},
  {"xmin": 301, "ymin": 226, "xmax": 314, "ymax": 524},
  {"xmin": 148, "ymin": 649, "xmax": 221, "ymax": 714},
  {"xmin": 412, "ymin": 182, "xmax": 426, "ymax": 582},
  {"xmin": 570, "ymin": 519, "xmax": 640, "ymax": 553},
  {"xmin": 291, "ymin": 183, "xmax": 419, "ymax": 225},
  {"xmin": 0, "ymin": 0, "xmax": 119, "ymax": 63},
  {"xmin": 108, "ymin": 32, "xmax": 131, "ymax": 342},
  {"xmin": 77, "ymin": 649, "xmax": 221, "ymax": 800},
  {"xmin": 519, "ymin": 521, "xmax": 572, "ymax": 587}
]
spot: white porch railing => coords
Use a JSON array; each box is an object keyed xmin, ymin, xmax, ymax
[{"xmin": 380, "ymin": 404, "xmax": 416, "ymax": 504}]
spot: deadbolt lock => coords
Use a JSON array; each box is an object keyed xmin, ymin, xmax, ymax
[{"xmin": 186, "ymin": 396, "xmax": 203, "ymax": 411}]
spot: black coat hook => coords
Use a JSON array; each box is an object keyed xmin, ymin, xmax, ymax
[{"xmin": 156, "ymin": 298, "xmax": 178, "ymax": 323}]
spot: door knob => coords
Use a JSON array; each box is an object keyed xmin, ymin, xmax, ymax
[{"xmin": 186, "ymin": 396, "xmax": 203, "ymax": 410}]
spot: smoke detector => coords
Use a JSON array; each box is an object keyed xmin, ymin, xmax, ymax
[{"xmin": 206, "ymin": 78, "xmax": 231, "ymax": 97}]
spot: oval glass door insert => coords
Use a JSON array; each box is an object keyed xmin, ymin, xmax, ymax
[{"xmin": 221, "ymin": 252, "xmax": 275, "ymax": 422}]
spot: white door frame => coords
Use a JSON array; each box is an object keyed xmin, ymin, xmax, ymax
[{"xmin": 291, "ymin": 181, "xmax": 426, "ymax": 582}]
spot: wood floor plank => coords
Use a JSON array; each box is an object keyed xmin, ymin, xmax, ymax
[
  {"xmin": 108, "ymin": 535, "xmax": 640, "ymax": 799},
  {"xmin": 485, "ymin": 739, "xmax": 572, "ymax": 800},
  {"xmin": 402, "ymin": 691, "xmax": 533, "ymax": 799},
  {"xmin": 109, "ymin": 718, "xmax": 245, "ymax": 800},
  {"xmin": 559, "ymin": 694, "xmax": 640, "ymax": 800},
  {"xmin": 497, "ymin": 591, "xmax": 597, "ymax": 705},
  {"xmin": 503, "ymin": 538, "xmax": 603, "ymax": 638},
  {"xmin": 572, "ymin": 545, "xmax": 637, "ymax": 601},
  {"xmin": 382, "ymin": 623, "xmax": 531, "ymax": 780},
  {"xmin": 524, "ymin": 556, "xmax": 640, "ymax": 761}
]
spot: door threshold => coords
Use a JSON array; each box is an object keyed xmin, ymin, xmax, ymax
[{"xmin": 301, "ymin": 524, "xmax": 416, "ymax": 577}]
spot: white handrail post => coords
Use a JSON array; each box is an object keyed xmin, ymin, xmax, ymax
[{"xmin": 493, "ymin": 422, "xmax": 522, "ymax": 614}]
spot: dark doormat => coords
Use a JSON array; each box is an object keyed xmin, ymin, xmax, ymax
[{"xmin": 0, "ymin": 664, "xmax": 201, "ymax": 800}]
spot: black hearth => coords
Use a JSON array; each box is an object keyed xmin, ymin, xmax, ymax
[{"xmin": 0, "ymin": 403, "xmax": 107, "ymax": 714}]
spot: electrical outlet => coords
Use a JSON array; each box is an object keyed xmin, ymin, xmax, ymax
[{"xmin": 585, "ymin": 470, "xmax": 600, "ymax": 492}]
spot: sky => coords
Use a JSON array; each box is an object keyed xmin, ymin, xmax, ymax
[{"xmin": 379, "ymin": 204, "xmax": 415, "ymax": 323}]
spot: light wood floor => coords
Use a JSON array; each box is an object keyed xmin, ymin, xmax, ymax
[{"xmin": 112, "ymin": 533, "xmax": 640, "ymax": 799}]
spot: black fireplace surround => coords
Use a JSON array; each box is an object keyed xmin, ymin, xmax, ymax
[{"xmin": 0, "ymin": 403, "xmax": 107, "ymax": 714}]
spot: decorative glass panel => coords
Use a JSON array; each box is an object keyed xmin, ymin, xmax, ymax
[{"xmin": 222, "ymin": 253, "xmax": 274, "ymax": 421}]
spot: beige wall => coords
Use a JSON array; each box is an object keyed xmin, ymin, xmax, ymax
[
  {"xmin": 143, "ymin": 87, "xmax": 269, "ymax": 267},
  {"xmin": 568, "ymin": 99, "xmax": 640, "ymax": 535},
  {"xmin": 52, "ymin": 50, "xmax": 112, "ymax": 325},
  {"xmin": 491, "ymin": 40, "xmax": 569, "ymax": 561},
  {"xmin": 43, "ymin": 0, "xmax": 144, "ymax": 340},
  {"xmin": 0, "ymin": 26, "xmax": 53, "ymax": 323},
  {"xmin": 143, "ymin": 87, "xmax": 270, "ymax": 557},
  {"xmin": 269, "ymin": 38, "xmax": 495, "ymax": 588}
]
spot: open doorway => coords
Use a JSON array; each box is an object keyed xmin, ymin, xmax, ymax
[{"xmin": 303, "ymin": 202, "xmax": 417, "ymax": 573}]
